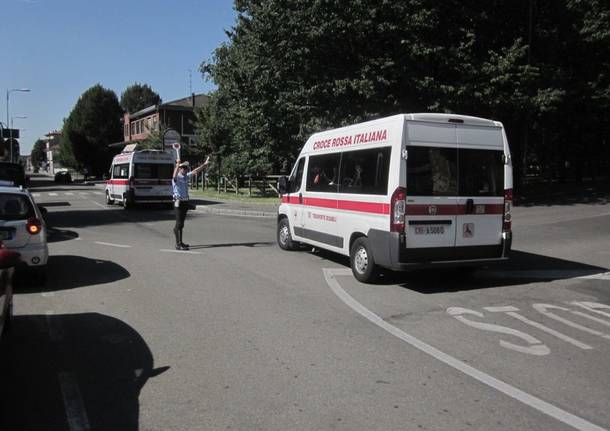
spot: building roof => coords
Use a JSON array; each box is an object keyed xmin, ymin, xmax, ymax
[{"xmin": 128, "ymin": 93, "xmax": 209, "ymax": 120}]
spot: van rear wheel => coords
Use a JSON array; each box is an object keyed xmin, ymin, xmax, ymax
[
  {"xmin": 122, "ymin": 194, "xmax": 132, "ymax": 210},
  {"xmin": 350, "ymin": 237, "xmax": 377, "ymax": 283}
]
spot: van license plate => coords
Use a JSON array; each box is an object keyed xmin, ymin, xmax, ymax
[{"xmin": 414, "ymin": 226, "xmax": 445, "ymax": 235}]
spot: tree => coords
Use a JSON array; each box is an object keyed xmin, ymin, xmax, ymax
[
  {"xmin": 59, "ymin": 84, "xmax": 123, "ymax": 176},
  {"xmin": 197, "ymin": 0, "xmax": 609, "ymax": 184},
  {"xmin": 120, "ymin": 83, "xmax": 162, "ymax": 114},
  {"xmin": 30, "ymin": 139, "xmax": 47, "ymax": 168}
]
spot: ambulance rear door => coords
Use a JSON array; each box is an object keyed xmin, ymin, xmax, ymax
[
  {"xmin": 404, "ymin": 122, "xmax": 458, "ymax": 250},
  {"xmin": 455, "ymin": 125, "xmax": 505, "ymax": 247}
]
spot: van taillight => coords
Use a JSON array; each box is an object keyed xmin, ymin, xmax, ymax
[
  {"xmin": 390, "ymin": 187, "xmax": 407, "ymax": 232},
  {"xmin": 27, "ymin": 218, "xmax": 42, "ymax": 235},
  {"xmin": 503, "ymin": 188, "xmax": 512, "ymax": 231}
]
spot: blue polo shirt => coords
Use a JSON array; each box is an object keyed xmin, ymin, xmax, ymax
[{"xmin": 172, "ymin": 172, "xmax": 192, "ymax": 200}]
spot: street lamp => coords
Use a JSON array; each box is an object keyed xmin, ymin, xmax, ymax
[
  {"xmin": 11, "ymin": 115, "xmax": 27, "ymax": 129},
  {"xmin": 6, "ymin": 88, "xmax": 30, "ymax": 162}
]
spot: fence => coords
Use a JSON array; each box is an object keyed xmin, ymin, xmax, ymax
[{"xmin": 189, "ymin": 174, "xmax": 281, "ymax": 196}]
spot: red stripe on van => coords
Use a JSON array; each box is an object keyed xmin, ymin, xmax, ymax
[
  {"xmin": 406, "ymin": 204, "xmax": 504, "ymax": 215},
  {"xmin": 107, "ymin": 179, "xmax": 129, "ymax": 185},
  {"xmin": 281, "ymin": 195, "xmax": 389, "ymax": 215}
]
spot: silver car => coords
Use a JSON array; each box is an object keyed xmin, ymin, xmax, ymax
[{"xmin": 0, "ymin": 185, "xmax": 49, "ymax": 285}]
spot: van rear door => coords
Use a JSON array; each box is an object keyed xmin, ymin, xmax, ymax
[
  {"xmin": 405, "ymin": 122, "xmax": 458, "ymax": 249},
  {"xmin": 455, "ymin": 125, "xmax": 505, "ymax": 247}
]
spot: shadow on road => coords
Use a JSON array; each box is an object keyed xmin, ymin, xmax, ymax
[
  {"xmin": 14, "ymin": 255, "xmax": 130, "ymax": 293},
  {"xmin": 0, "ymin": 313, "xmax": 168, "ymax": 431},
  {"xmin": 309, "ymin": 248, "xmax": 608, "ymax": 291},
  {"xmin": 46, "ymin": 207, "xmax": 177, "ymax": 229},
  {"xmin": 515, "ymin": 178, "xmax": 610, "ymax": 207},
  {"xmin": 189, "ymin": 241, "xmax": 275, "ymax": 249},
  {"xmin": 47, "ymin": 227, "xmax": 80, "ymax": 243}
]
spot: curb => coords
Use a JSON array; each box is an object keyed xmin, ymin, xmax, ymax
[{"xmin": 194, "ymin": 205, "xmax": 276, "ymax": 218}]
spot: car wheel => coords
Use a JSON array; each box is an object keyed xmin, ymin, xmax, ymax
[
  {"xmin": 350, "ymin": 237, "xmax": 378, "ymax": 283},
  {"xmin": 277, "ymin": 218, "xmax": 298, "ymax": 251},
  {"xmin": 31, "ymin": 266, "xmax": 47, "ymax": 286},
  {"xmin": 105, "ymin": 191, "xmax": 114, "ymax": 205},
  {"xmin": 122, "ymin": 194, "xmax": 132, "ymax": 210}
]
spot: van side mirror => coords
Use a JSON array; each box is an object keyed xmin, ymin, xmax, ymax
[
  {"xmin": 278, "ymin": 176, "xmax": 289, "ymax": 195},
  {"xmin": 0, "ymin": 248, "xmax": 21, "ymax": 269}
]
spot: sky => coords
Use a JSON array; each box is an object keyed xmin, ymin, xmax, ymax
[{"xmin": 0, "ymin": 0, "xmax": 238, "ymax": 154}]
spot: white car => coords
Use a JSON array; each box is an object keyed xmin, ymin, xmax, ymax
[{"xmin": 0, "ymin": 185, "xmax": 48, "ymax": 284}]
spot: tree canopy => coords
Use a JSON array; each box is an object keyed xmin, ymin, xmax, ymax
[
  {"xmin": 59, "ymin": 84, "xmax": 123, "ymax": 175},
  {"xmin": 30, "ymin": 139, "xmax": 47, "ymax": 168},
  {"xmin": 197, "ymin": 0, "xmax": 609, "ymax": 184},
  {"xmin": 120, "ymin": 83, "xmax": 162, "ymax": 114}
]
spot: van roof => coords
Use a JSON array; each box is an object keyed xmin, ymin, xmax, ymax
[{"xmin": 407, "ymin": 113, "xmax": 499, "ymax": 127}]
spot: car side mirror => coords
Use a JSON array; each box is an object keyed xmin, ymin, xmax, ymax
[
  {"xmin": 0, "ymin": 248, "xmax": 21, "ymax": 269},
  {"xmin": 278, "ymin": 176, "xmax": 289, "ymax": 195}
]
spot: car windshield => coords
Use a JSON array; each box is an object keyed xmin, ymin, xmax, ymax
[{"xmin": 0, "ymin": 193, "xmax": 35, "ymax": 221}]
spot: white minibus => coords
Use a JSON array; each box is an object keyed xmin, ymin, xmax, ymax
[
  {"xmin": 277, "ymin": 113, "xmax": 513, "ymax": 282},
  {"xmin": 106, "ymin": 149, "xmax": 175, "ymax": 209}
]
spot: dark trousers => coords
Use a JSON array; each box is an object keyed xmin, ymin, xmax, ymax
[{"xmin": 174, "ymin": 201, "xmax": 189, "ymax": 243}]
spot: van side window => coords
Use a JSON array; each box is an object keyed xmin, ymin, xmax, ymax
[
  {"xmin": 407, "ymin": 147, "xmax": 457, "ymax": 196},
  {"xmin": 339, "ymin": 147, "xmax": 391, "ymax": 195},
  {"xmin": 113, "ymin": 163, "xmax": 129, "ymax": 179},
  {"xmin": 458, "ymin": 149, "xmax": 504, "ymax": 196},
  {"xmin": 289, "ymin": 158, "xmax": 305, "ymax": 193},
  {"xmin": 306, "ymin": 154, "xmax": 340, "ymax": 193}
]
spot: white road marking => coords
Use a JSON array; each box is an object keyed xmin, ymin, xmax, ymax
[
  {"xmin": 578, "ymin": 272, "xmax": 610, "ymax": 280},
  {"xmin": 478, "ymin": 269, "xmax": 610, "ymax": 280},
  {"xmin": 45, "ymin": 310, "xmax": 64, "ymax": 342},
  {"xmin": 323, "ymin": 268, "xmax": 606, "ymax": 431},
  {"xmin": 32, "ymin": 193, "xmax": 40, "ymax": 197},
  {"xmin": 79, "ymin": 192, "xmax": 89, "ymax": 195},
  {"xmin": 94, "ymin": 241, "xmax": 131, "ymax": 248},
  {"xmin": 533, "ymin": 304, "xmax": 610, "ymax": 339},
  {"xmin": 159, "ymin": 248, "xmax": 202, "ymax": 255},
  {"xmin": 93, "ymin": 191, "xmax": 103, "ymax": 195},
  {"xmin": 49, "ymin": 192, "xmax": 58, "ymax": 196},
  {"xmin": 58, "ymin": 372, "xmax": 91, "ymax": 431},
  {"xmin": 448, "ymin": 307, "xmax": 550, "ymax": 355},
  {"xmin": 65, "ymin": 192, "xmax": 74, "ymax": 196},
  {"xmin": 568, "ymin": 302, "xmax": 610, "ymax": 319},
  {"xmin": 89, "ymin": 200, "xmax": 107, "ymax": 209},
  {"xmin": 483, "ymin": 306, "xmax": 592, "ymax": 350}
]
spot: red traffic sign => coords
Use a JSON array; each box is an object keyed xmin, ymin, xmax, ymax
[{"xmin": 172, "ymin": 142, "xmax": 181, "ymax": 150}]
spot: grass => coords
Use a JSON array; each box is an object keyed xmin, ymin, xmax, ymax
[{"xmin": 189, "ymin": 187, "xmax": 280, "ymax": 204}]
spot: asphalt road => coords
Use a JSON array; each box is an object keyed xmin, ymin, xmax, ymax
[{"xmin": 1, "ymin": 178, "xmax": 609, "ymax": 431}]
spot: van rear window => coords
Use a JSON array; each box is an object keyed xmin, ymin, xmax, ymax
[
  {"xmin": 134, "ymin": 164, "xmax": 174, "ymax": 179},
  {"xmin": 407, "ymin": 147, "xmax": 504, "ymax": 197},
  {"xmin": 0, "ymin": 194, "xmax": 35, "ymax": 221}
]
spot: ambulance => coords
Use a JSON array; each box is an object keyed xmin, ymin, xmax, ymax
[
  {"xmin": 106, "ymin": 149, "xmax": 175, "ymax": 209},
  {"xmin": 277, "ymin": 113, "xmax": 513, "ymax": 283}
]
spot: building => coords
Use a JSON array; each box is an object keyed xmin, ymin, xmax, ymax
[
  {"xmin": 43, "ymin": 130, "xmax": 63, "ymax": 174},
  {"xmin": 120, "ymin": 93, "xmax": 209, "ymax": 151}
]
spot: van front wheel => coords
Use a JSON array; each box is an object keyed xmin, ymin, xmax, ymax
[
  {"xmin": 277, "ymin": 218, "xmax": 298, "ymax": 251},
  {"xmin": 350, "ymin": 237, "xmax": 377, "ymax": 283}
]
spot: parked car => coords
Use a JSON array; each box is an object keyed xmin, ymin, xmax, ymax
[
  {"xmin": 54, "ymin": 170, "xmax": 72, "ymax": 183},
  {"xmin": 0, "ymin": 243, "xmax": 20, "ymax": 339},
  {"xmin": 0, "ymin": 162, "xmax": 27, "ymax": 188},
  {"xmin": 0, "ymin": 185, "xmax": 48, "ymax": 284}
]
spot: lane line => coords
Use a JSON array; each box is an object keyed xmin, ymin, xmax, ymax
[
  {"xmin": 93, "ymin": 191, "xmax": 103, "ymax": 195},
  {"xmin": 159, "ymin": 248, "xmax": 202, "ymax": 255},
  {"xmin": 45, "ymin": 310, "xmax": 64, "ymax": 343},
  {"xmin": 89, "ymin": 200, "xmax": 108, "ymax": 209},
  {"xmin": 32, "ymin": 193, "xmax": 40, "ymax": 197},
  {"xmin": 49, "ymin": 192, "xmax": 58, "ymax": 196},
  {"xmin": 323, "ymin": 268, "xmax": 606, "ymax": 431},
  {"xmin": 65, "ymin": 192, "xmax": 74, "ymax": 196},
  {"xmin": 58, "ymin": 372, "xmax": 91, "ymax": 431},
  {"xmin": 94, "ymin": 241, "xmax": 131, "ymax": 248}
]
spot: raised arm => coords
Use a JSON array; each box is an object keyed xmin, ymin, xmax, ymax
[
  {"xmin": 173, "ymin": 159, "xmax": 181, "ymax": 180},
  {"xmin": 190, "ymin": 156, "xmax": 210, "ymax": 176}
]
